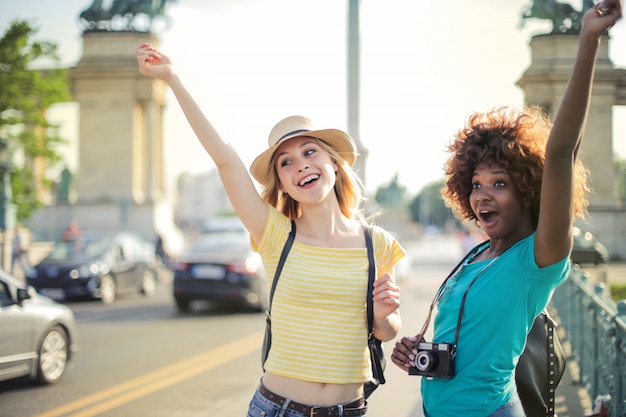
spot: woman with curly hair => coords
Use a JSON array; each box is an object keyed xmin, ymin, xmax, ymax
[{"xmin": 391, "ymin": 1, "xmax": 622, "ymax": 416}]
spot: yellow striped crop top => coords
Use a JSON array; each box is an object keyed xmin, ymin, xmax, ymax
[{"xmin": 252, "ymin": 206, "xmax": 406, "ymax": 383}]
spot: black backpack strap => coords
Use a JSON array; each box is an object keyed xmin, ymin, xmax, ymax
[
  {"xmin": 261, "ymin": 221, "xmax": 296, "ymax": 371},
  {"xmin": 268, "ymin": 220, "xmax": 296, "ymax": 310},
  {"xmin": 364, "ymin": 226, "xmax": 375, "ymax": 334},
  {"xmin": 364, "ymin": 225, "xmax": 386, "ymax": 392}
]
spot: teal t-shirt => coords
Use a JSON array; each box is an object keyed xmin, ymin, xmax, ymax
[{"xmin": 421, "ymin": 233, "xmax": 569, "ymax": 417}]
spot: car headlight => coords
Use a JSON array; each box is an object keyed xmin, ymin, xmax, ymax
[{"xmin": 69, "ymin": 264, "xmax": 103, "ymax": 279}]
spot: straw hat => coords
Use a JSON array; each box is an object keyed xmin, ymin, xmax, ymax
[{"xmin": 250, "ymin": 115, "xmax": 357, "ymax": 185}]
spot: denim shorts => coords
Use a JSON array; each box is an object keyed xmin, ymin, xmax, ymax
[
  {"xmin": 246, "ymin": 388, "xmax": 368, "ymax": 417},
  {"xmin": 423, "ymin": 392, "xmax": 525, "ymax": 417},
  {"xmin": 488, "ymin": 392, "xmax": 525, "ymax": 417}
]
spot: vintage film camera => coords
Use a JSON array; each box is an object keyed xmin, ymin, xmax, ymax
[{"xmin": 408, "ymin": 341, "xmax": 456, "ymax": 378}]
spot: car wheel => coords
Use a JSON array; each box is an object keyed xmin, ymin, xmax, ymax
[
  {"xmin": 35, "ymin": 325, "xmax": 69, "ymax": 385},
  {"xmin": 140, "ymin": 270, "xmax": 157, "ymax": 297},
  {"xmin": 175, "ymin": 297, "xmax": 191, "ymax": 313},
  {"xmin": 100, "ymin": 275, "xmax": 116, "ymax": 304}
]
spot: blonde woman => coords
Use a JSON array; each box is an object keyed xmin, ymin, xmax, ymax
[{"xmin": 135, "ymin": 45, "xmax": 405, "ymax": 417}]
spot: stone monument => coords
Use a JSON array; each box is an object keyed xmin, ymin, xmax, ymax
[
  {"xmin": 517, "ymin": 0, "xmax": 626, "ymax": 257},
  {"xmin": 29, "ymin": 0, "xmax": 177, "ymax": 242}
]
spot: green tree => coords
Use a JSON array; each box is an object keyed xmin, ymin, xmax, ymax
[
  {"xmin": 374, "ymin": 173, "xmax": 408, "ymax": 210},
  {"xmin": 408, "ymin": 179, "xmax": 455, "ymax": 228},
  {"xmin": 0, "ymin": 20, "xmax": 70, "ymax": 220}
]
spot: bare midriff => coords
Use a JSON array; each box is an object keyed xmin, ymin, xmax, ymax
[{"xmin": 262, "ymin": 372, "xmax": 364, "ymax": 406}]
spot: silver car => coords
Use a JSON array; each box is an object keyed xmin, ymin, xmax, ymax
[{"xmin": 0, "ymin": 271, "xmax": 79, "ymax": 385}]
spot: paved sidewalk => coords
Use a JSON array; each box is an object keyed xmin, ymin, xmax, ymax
[{"xmin": 553, "ymin": 320, "xmax": 593, "ymax": 416}]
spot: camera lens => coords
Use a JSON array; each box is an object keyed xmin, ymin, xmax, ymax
[{"xmin": 415, "ymin": 351, "xmax": 438, "ymax": 371}]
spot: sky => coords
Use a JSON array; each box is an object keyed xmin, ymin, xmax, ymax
[{"xmin": 1, "ymin": 0, "xmax": 626, "ymax": 196}]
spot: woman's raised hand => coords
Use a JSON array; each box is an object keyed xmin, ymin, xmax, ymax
[
  {"xmin": 135, "ymin": 42, "xmax": 174, "ymax": 81},
  {"xmin": 584, "ymin": 0, "xmax": 623, "ymax": 35}
]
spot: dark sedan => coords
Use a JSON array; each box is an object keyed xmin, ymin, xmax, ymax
[
  {"xmin": 0, "ymin": 272, "xmax": 78, "ymax": 385},
  {"xmin": 172, "ymin": 231, "xmax": 267, "ymax": 312},
  {"xmin": 25, "ymin": 231, "xmax": 158, "ymax": 304}
]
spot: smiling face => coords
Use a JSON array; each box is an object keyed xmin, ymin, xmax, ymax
[
  {"xmin": 274, "ymin": 136, "xmax": 339, "ymax": 206},
  {"xmin": 469, "ymin": 163, "xmax": 534, "ymax": 243}
]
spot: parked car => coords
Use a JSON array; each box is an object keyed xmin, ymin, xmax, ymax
[
  {"xmin": 0, "ymin": 271, "xmax": 78, "ymax": 385},
  {"xmin": 25, "ymin": 231, "xmax": 158, "ymax": 304},
  {"xmin": 571, "ymin": 227, "xmax": 609, "ymax": 265},
  {"xmin": 172, "ymin": 230, "xmax": 267, "ymax": 312}
]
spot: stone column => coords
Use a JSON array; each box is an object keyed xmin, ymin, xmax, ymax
[
  {"xmin": 347, "ymin": 0, "xmax": 368, "ymax": 185},
  {"xmin": 517, "ymin": 33, "xmax": 626, "ymax": 258},
  {"xmin": 62, "ymin": 31, "xmax": 170, "ymax": 238},
  {"xmin": 517, "ymin": 33, "xmax": 617, "ymax": 208},
  {"xmin": 70, "ymin": 31, "xmax": 166, "ymax": 205}
]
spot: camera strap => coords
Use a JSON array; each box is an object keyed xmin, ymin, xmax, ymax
[
  {"xmin": 452, "ymin": 254, "xmax": 500, "ymax": 346},
  {"xmin": 415, "ymin": 240, "xmax": 491, "ymax": 342}
]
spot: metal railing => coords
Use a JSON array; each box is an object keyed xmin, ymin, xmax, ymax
[{"xmin": 552, "ymin": 268, "xmax": 626, "ymax": 417}]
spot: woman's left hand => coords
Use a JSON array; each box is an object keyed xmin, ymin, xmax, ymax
[
  {"xmin": 373, "ymin": 273, "xmax": 400, "ymax": 319},
  {"xmin": 391, "ymin": 335, "xmax": 419, "ymax": 372}
]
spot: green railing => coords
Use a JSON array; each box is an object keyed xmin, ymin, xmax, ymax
[{"xmin": 552, "ymin": 268, "xmax": 626, "ymax": 417}]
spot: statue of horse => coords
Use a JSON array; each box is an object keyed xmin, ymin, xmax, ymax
[
  {"xmin": 78, "ymin": 0, "xmax": 174, "ymax": 32},
  {"xmin": 79, "ymin": 0, "xmax": 113, "ymax": 31},
  {"xmin": 109, "ymin": 0, "xmax": 169, "ymax": 30},
  {"xmin": 520, "ymin": 0, "xmax": 581, "ymax": 33}
]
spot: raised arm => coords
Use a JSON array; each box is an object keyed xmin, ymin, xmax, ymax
[
  {"xmin": 135, "ymin": 43, "xmax": 267, "ymax": 241},
  {"xmin": 535, "ymin": 0, "xmax": 623, "ymax": 267}
]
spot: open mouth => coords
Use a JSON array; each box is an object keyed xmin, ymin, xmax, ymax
[
  {"xmin": 479, "ymin": 210, "xmax": 497, "ymax": 226},
  {"xmin": 299, "ymin": 174, "xmax": 319, "ymax": 187}
]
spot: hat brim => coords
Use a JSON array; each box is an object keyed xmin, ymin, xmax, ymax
[{"xmin": 250, "ymin": 129, "xmax": 357, "ymax": 185}]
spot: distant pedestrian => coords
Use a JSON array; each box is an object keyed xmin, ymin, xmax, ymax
[
  {"xmin": 155, "ymin": 234, "xmax": 169, "ymax": 268},
  {"xmin": 11, "ymin": 224, "xmax": 29, "ymax": 276},
  {"xmin": 62, "ymin": 220, "xmax": 81, "ymax": 242}
]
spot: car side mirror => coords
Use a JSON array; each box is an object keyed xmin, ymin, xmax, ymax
[{"xmin": 16, "ymin": 287, "xmax": 32, "ymax": 304}]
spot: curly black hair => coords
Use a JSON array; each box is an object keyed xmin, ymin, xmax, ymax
[{"xmin": 441, "ymin": 106, "xmax": 589, "ymax": 229}]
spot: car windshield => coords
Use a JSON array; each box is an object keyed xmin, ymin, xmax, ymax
[
  {"xmin": 46, "ymin": 236, "xmax": 112, "ymax": 262},
  {"xmin": 201, "ymin": 217, "xmax": 245, "ymax": 234},
  {"xmin": 188, "ymin": 232, "xmax": 249, "ymax": 255}
]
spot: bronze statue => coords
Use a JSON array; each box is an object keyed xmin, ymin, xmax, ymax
[
  {"xmin": 79, "ymin": 0, "xmax": 113, "ymax": 31},
  {"xmin": 79, "ymin": 0, "xmax": 175, "ymax": 32},
  {"xmin": 56, "ymin": 167, "xmax": 73, "ymax": 203},
  {"xmin": 519, "ymin": 0, "xmax": 585, "ymax": 33}
]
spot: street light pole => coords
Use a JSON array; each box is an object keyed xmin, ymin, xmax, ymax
[{"xmin": 0, "ymin": 138, "xmax": 16, "ymax": 271}]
